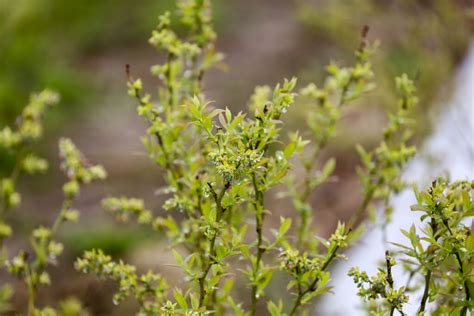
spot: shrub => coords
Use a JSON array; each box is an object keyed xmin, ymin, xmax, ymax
[
  {"xmin": 0, "ymin": 1, "xmax": 471, "ymax": 315},
  {"xmin": 0, "ymin": 91, "xmax": 105, "ymax": 314}
]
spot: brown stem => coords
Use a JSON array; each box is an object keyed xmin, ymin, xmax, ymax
[
  {"xmin": 250, "ymin": 172, "xmax": 266, "ymax": 316},
  {"xmin": 198, "ymin": 182, "xmax": 230, "ymax": 307},
  {"xmin": 418, "ymin": 218, "xmax": 438, "ymax": 314},
  {"xmin": 440, "ymin": 217, "xmax": 471, "ymax": 315},
  {"xmin": 288, "ymin": 295, "xmax": 302, "ymax": 316},
  {"xmin": 198, "ymin": 233, "xmax": 216, "ymax": 307},
  {"xmin": 385, "ymin": 251, "xmax": 396, "ymax": 316},
  {"xmin": 418, "ymin": 269, "xmax": 431, "ymax": 314}
]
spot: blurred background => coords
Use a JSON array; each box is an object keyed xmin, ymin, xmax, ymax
[{"xmin": 0, "ymin": 0, "xmax": 472, "ymax": 314}]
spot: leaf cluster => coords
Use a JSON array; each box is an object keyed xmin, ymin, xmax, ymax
[{"xmin": 1, "ymin": 1, "xmax": 471, "ymax": 315}]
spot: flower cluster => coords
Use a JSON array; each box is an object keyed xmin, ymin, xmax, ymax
[
  {"xmin": 0, "ymin": 93, "xmax": 106, "ymax": 314},
  {"xmin": 349, "ymin": 252, "xmax": 409, "ymax": 315},
  {"xmin": 0, "ymin": 1, "xmax": 466, "ymax": 315},
  {"xmin": 0, "ymin": 91, "xmax": 60, "ymax": 237},
  {"xmin": 76, "ymin": 249, "xmax": 168, "ymax": 312}
]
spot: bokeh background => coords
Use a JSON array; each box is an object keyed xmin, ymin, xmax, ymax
[{"xmin": 1, "ymin": 0, "xmax": 472, "ymax": 314}]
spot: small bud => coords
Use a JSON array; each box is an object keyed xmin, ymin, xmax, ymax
[
  {"xmin": 21, "ymin": 154, "xmax": 48, "ymax": 174},
  {"xmin": 32, "ymin": 226, "xmax": 52, "ymax": 240},
  {"xmin": 62, "ymin": 209, "xmax": 80, "ymax": 222},
  {"xmin": 88, "ymin": 165, "xmax": 107, "ymax": 181},
  {"xmin": 0, "ymin": 127, "xmax": 21, "ymax": 148},
  {"xmin": 7, "ymin": 192, "xmax": 21, "ymax": 209},
  {"xmin": 0, "ymin": 222, "xmax": 12, "ymax": 238},
  {"xmin": 38, "ymin": 271, "xmax": 51, "ymax": 285},
  {"xmin": 48, "ymin": 240, "xmax": 64, "ymax": 259},
  {"xmin": 63, "ymin": 181, "xmax": 80, "ymax": 199}
]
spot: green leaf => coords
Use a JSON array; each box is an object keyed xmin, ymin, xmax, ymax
[
  {"xmin": 173, "ymin": 289, "xmax": 188, "ymax": 309},
  {"xmin": 267, "ymin": 300, "xmax": 283, "ymax": 316},
  {"xmin": 172, "ymin": 249, "xmax": 184, "ymax": 268},
  {"xmin": 279, "ymin": 217, "xmax": 292, "ymax": 237},
  {"xmin": 311, "ymin": 158, "xmax": 336, "ymax": 188},
  {"xmin": 284, "ymin": 142, "xmax": 296, "ymax": 159}
]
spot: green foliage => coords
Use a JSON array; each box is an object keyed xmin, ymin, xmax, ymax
[
  {"xmin": 75, "ymin": 0, "xmax": 472, "ymax": 314},
  {"xmin": 0, "ymin": 1, "xmax": 471, "ymax": 315},
  {"xmin": 281, "ymin": 222, "xmax": 348, "ymax": 315},
  {"xmin": 349, "ymin": 252, "xmax": 409, "ymax": 315},
  {"xmin": 75, "ymin": 1, "xmax": 465, "ymax": 315},
  {"xmin": 76, "ymin": 249, "xmax": 168, "ymax": 312},
  {"xmin": 34, "ymin": 297, "xmax": 90, "ymax": 316},
  {"xmin": 351, "ymin": 74, "xmax": 417, "ymax": 227},
  {"xmin": 0, "ymin": 90, "xmax": 59, "ymax": 241},
  {"xmin": 350, "ymin": 179, "xmax": 473, "ymax": 315},
  {"xmin": 0, "ymin": 92, "xmax": 105, "ymax": 315},
  {"xmin": 285, "ymin": 27, "xmax": 376, "ymax": 251}
]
